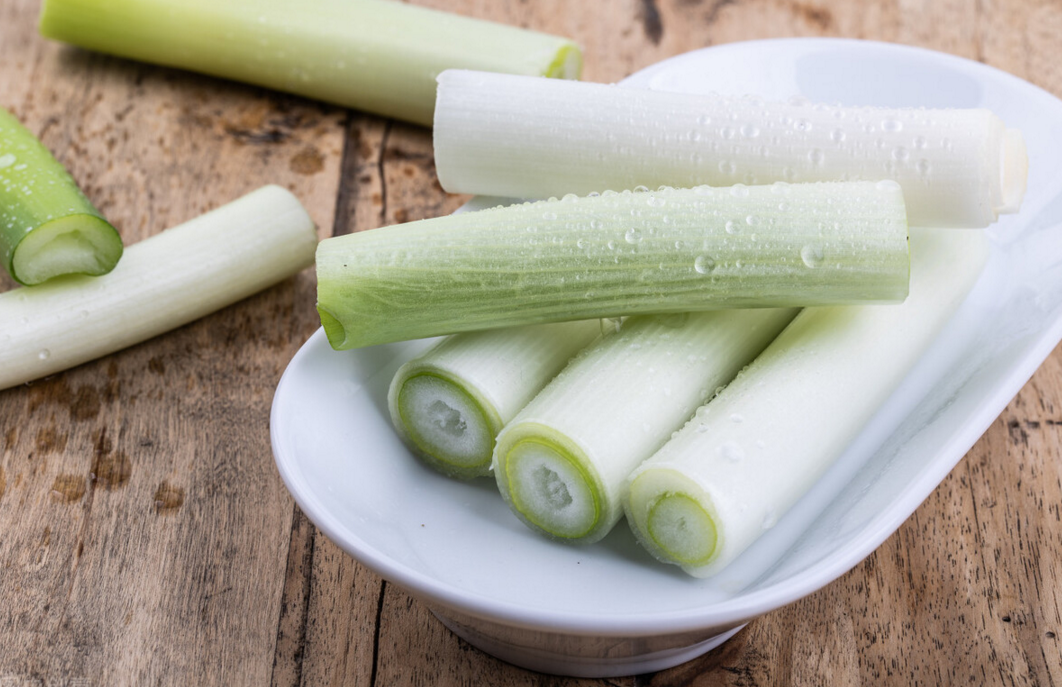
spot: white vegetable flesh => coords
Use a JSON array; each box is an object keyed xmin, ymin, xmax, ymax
[
  {"xmin": 0, "ymin": 185, "xmax": 317, "ymax": 390},
  {"xmin": 388, "ymin": 320, "xmax": 602, "ymax": 479},
  {"xmin": 624, "ymin": 228, "xmax": 990, "ymax": 577},
  {"xmin": 494, "ymin": 308, "xmax": 797, "ymax": 543},
  {"xmin": 315, "ymin": 182, "xmax": 909, "ymax": 350},
  {"xmin": 434, "ymin": 70, "xmax": 1028, "ymax": 227}
]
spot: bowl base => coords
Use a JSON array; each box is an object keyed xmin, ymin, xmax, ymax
[{"xmin": 431, "ymin": 610, "xmax": 746, "ymax": 678}]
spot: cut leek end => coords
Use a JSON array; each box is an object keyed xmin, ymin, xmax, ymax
[
  {"xmin": 626, "ymin": 468, "xmax": 720, "ymax": 572},
  {"xmin": 544, "ymin": 43, "xmax": 582, "ymax": 80},
  {"xmin": 317, "ymin": 304, "xmax": 349, "ymax": 350},
  {"xmin": 645, "ymin": 492, "xmax": 717, "ymax": 567},
  {"xmin": 11, "ymin": 214, "xmax": 122, "ymax": 286},
  {"xmin": 391, "ymin": 370, "xmax": 497, "ymax": 479},
  {"xmin": 498, "ymin": 433, "xmax": 602, "ymax": 541},
  {"xmin": 998, "ymin": 128, "xmax": 1029, "ymax": 215}
]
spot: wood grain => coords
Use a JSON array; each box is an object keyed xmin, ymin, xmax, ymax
[{"xmin": 1, "ymin": 0, "xmax": 1060, "ymax": 685}]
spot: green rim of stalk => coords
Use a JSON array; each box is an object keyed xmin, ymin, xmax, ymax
[
  {"xmin": 396, "ymin": 371, "xmax": 497, "ymax": 478},
  {"xmin": 317, "ymin": 304, "xmax": 347, "ymax": 348},
  {"xmin": 10, "ymin": 213, "xmax": 123, "ymax": 285},
  {"xmin": 503, "ymin": 434, "xmax": 601, "ymax": 539},
  {"xmin": 544, "ymin": 44, "xmax": 582, "ymax": 80},
  {"xmin": 645, "ymin": 490, "xmax": 717, "ymax": 566}
]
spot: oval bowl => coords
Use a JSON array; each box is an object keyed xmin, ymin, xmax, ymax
[{"xmin": 271, "ymin": 38, "xmax": 1062, "ymax": 677}]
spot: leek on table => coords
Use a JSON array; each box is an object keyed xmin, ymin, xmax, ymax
[
  {"xmin": 624, "ymin": 228, "xmax": 989, "ymax": 578},
  {"xmin": 434, "ymin": 70, "xmax": 1028, "ymax": 227},
  {"xmin": 38, "ymin": 0, "xmax": 581, "ymax": 127},
  {"xmin": 316, "ymin": 182, "xmax": 909, "ymax": 350},
  {"xmin": 0, "ymin": 107, "xmax": 122, "ymax": 286},
  {"xmin": 493, "ymin": 308, "xmax": 797, "ymax": 544},
  {"xmin": 388, "ymin": 320, "xmax": 602, "ymax": 479},
  {"xmin": 0, "ymin": 185, "xmax": 316, "ymax": 390}
]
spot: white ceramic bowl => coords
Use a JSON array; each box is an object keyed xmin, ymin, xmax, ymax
[{"xmin": 271, "ymin": 39, "xmax": 1062, "ymax": 677}]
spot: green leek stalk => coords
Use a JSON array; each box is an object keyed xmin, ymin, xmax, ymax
[
  {"xmin": 0, "ymin": 107, "xmax": 122, "ymax": 286},
  {"xmin": 624, "ymin": 228, "xmax": 989, "ymax": 578},
  {"xmin": 38, "ymin": 0, "xmax": 581, "ymax": 127},
  {"xmin": 434, "ymin": 70, "xmax": 1028, "ymax": 228},
  {"xmin": 493, "ymin": 308, "xmax": 797, "ymax": 544},
  {"xmin": 388, "ymin": 320, "xmax": 602, "ymax": 479},
  {"xmin": 316, "ymin": 182, "xmax": 909, "ymax": 350},
  {"xmin": 0, "ymin": 185, "xmax": 316, "ymax": 390}
]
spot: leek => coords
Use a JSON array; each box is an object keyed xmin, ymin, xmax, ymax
[
  {"xmin": 388, "ymin": 320, "xmax": 602, "ymax": 479},
  {"xmin": 0, "ymin": 185, "xmax": 316, "ymax": 390},
  {"xmin": 316, "ymin": 182, "xmax": 909, "ymax": 350},
  {"xmin": 0, "ymin": 106, "xmax": 122, "ymax": 286},
  {"xmin": 38, "ymin": 0, "xmax": 581, "ymax": 127},
  {"xmin": 493, "ymin": 308, "xmax": 797, "ymax": 544},
  {"xmin": 434, "ymin": 70, "xmax": 1028, "ymax": 228},
  {"xmin": 624, "ymin": 228, "xmax": 989, "ymax": 577}
]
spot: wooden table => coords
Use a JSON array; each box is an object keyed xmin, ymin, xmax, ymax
[{"xmin": 2, "ymin": 0, "xmax": 1060, "ymax": 684}]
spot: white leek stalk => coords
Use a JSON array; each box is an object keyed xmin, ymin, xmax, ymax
[
  {"xmin": 388, "ymin": 320, "xmax": 602, "ymax": 479},
  {"xmin": 39, "ymin": 0, "xmax": 581, "ymax": 127},
  {"xmin": 0, "ymin": 185, "xmax": 317, "ymax": 390},
  {"xmin": 624, "ymin": 228, "xmax": 989, "ymax": 578},
  {"xmin": 434, "ymin": 70, "xmax": 1028, "ymax": 227},
  {"xmin": 493, "ymin": 308, "xmax": 797, "ymax": 543},
  {"xmin": 316, "ymin": 182, "xmax": 909, "ymax": 350}
]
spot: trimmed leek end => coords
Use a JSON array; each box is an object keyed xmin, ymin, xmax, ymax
[
  {"xmin": 625, "ymin": 468, "xmax": 721, "ymax": 571},
  {"xmin": 317, "ymin": 304, "xmax": 347, "ymax": 350},
  {"xmin": 391, "ymin": 371, "xmax": 500, "ymax": 479},
  {"xmin": 495, "ymin": 427, "xmax": 603, "ymax": 541},
  {"xmin": 545, "ymin": 44, "xmax": 582, "ymax": 80},
  {"xmin": 12, "ymin": 213, "xmax": 122, "ymax": 285},
  {"xmin": 0, "ymin": 106, "xmax": 122, "ymax": 285},
  {"xmin": 999, "ymin": 129, "xmax": 1028, "ymax": 215}
]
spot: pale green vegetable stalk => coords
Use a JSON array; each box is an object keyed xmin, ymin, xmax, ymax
[
  {"xmin": 316, "ymin": 182, "xmax": 909, "ymax": 350},
  {"xmin": 624, "ymin": 228, "xmax": 989, "ymax": 578},
  {"xmin": 388, "ymin": 320, "xmax": 602, "ymax": 479},
  {"xmin": 0, "ymin": 185, "xmax": 316, "ymax": 390},
  {"xmin": 493, "ymin": 308, "xmax": 797, "ymax": 544},
  {"xmin": 0, "ymin": 106, "xmax": 122, "ymax": 286},
  {"xmin": 38, "ymin": 0, "xmax": 581, "ymax": 127},
  {"xmin": 434, "ymin": 70, "xmax": 1028, "ymax": 227}
]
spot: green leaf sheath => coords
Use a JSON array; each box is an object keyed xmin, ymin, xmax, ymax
[
  {"xmin": 315, "ymin": 182, "xmax": 909, "ymax": 350},
  {"xmin": 0, "ymin": 107, "xmax": 122, "ymax": 286},
  {"xmin": 38, "ymin": 0, "xmax": 582, "ymax": 127}
]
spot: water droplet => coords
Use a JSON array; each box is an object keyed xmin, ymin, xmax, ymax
[
  {"xmin": 913, "ymin": 135, "xmax": 927, "ymax": 149},
  {"xmin": 625, "ymin": 228, "xmax": 642, "ymax": 244},
  {"xmin": 38, "ymin": 349, "xmax": 51, "ymax": 361},
  {"xmin": 778, "ymin": 202, "xmax": 790, "ymax": 211},
  {"xmin": 561, "ymin": 193, "xmax": 578, "ymax": 203},
  {"xmin": 745, "ymin": 214, "xmax": 759, "ymax": 227},
  {"xmin": 694, "ymin": 255, "xmax": 716, "ymax": 274},
  {"xmin": 740, "ymin": 124, "xmax": 760, "ymax": 138},
  {"xmin": 729, "ymin": 184, "xmax": 749, "ymax": 198},
  {"xmin": 762, "ymin": 509, "xmax": 778, "ymax": 529},
  {"xmin": 542, "ymin": 211, "xmax": 557, "ymax": 220},
  {"xmin": 718, "ymin": 442, "xmax": 744, "ymax": 462},
  {"xmin": 892, "ymin": 146, "xmax": 909, "ymax": 162},
  {"xmin": 729, "ymin": 413, "xmax": 744, "ymax": 423},
  {"xmin": 916, "ymin": 159, "xmax": 931, "ymax": 176},
  {"xmin": 0, "ymin": 153, "xmax": 15, "ymax": 168},
  {"xmin": 876, "ymin": 179, "xmax": 901, "ymax": 192},
  {"xmin": 808, "ymin": 148, "xmax": 825, "ymax": 166},
  {"xmin": 646, "ymin": 195, "xmax": 666, "ymax": 208},
  {"xmin": 787, "ymin": 95, "xmax": 810, "ymax": 107},
  {"xmin": 725, "ymin": 220, "xmax": 740, "ymax": 235},
  {"xmin": 607, "ymin": 240, "xmax": 617, "ymax": 250},
  {"xmin": 576, "ymin": 238, "xmax": 588, "ymax": 249},
  {"xmin": 881, "ymin": 118, "xmax": 903, "ymax": 132},
  {"xmin": 720, "ymin": 126, "xmax": 736, "ymax": 140},
  {"xmin": 793, "ymin": 119, "xmax": 811, "ymax": 132},
  {"xmin": 801, "ymin": 244, "xmax": 824, "ymax": 268},
  {"xmin": 830, "ymin": 128, "xmax": 846, "ymax": 143},
  {"xmin": 695, "ymin": 424, "xmax": 709, "ymax": 433},
  {"xmin": 589, "ymin": 219, "xmax": 603, "ymax": 230},
  {"xmin": 718, "ymin": 160, "xmax": 736, "ymax": 175},
  {"xmin": 688, "ymin": 130, "xmax": 701, "ymax": 142}
]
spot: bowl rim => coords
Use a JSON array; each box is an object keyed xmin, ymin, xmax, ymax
[{"xmin": 272, "ymin": 37, "xmax": 1062, "ymax": 636}]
